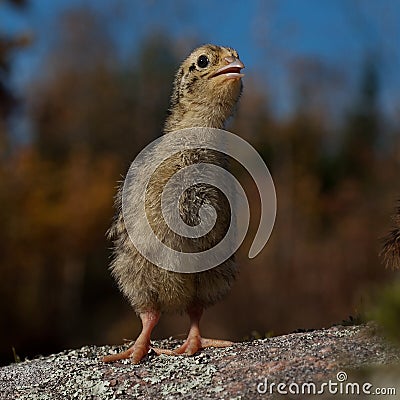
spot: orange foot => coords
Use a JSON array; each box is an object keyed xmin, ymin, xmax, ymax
[
  {"xmin": 154, "ymin": 306, "xmax": 234, "ymax": 356},
  {"xmin": 154, "ymin": 335, "xmax": 233, "ymax": 356},
  {"xmin": 102, "ymin": 340, "xmax": 150, "ymax": 364},
  {"xmin": 102, "ymin": 311, "xmax": 160, "ymax": 364}
]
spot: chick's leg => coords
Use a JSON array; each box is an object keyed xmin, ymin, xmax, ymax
[
  {"xmin": 175, "ymin": 306, "xmax": 233, "ymax": 355},
  {"xmin": 154, "ymin": 306, "xmax": 233, "ymax": 356},
  {"xmin": 102, "ymin": 310, "xmax": 160, "ymax": 364}
]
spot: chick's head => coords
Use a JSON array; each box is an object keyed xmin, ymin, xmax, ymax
[{"xmin": 169, "ymin": 44, "xmax": 244, "ymax": 122}]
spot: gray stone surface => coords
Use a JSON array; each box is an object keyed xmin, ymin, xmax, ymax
[{"xmin": 1, "ymin": 324, "xmax": 399, "ymax": 399}]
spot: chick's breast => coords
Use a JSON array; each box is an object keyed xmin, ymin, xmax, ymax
[{"xmin": 108, "ymin": 144, "xmax": 237, "ymax": 314}]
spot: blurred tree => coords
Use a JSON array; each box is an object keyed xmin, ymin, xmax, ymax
[
  {"xmin": 0, "ymin": 147, "xmax": 118, "ymax": 363},
  {"xmin": 0, "ymin": 0, "xmax": 31, "ymax": 155},
  {"xmin": 340, "ymin": 55, "xmax": 381, "ymax": 183},
  {"xmin": 30, "ymin": 8, "xmax": 177, "ymax": 164}
]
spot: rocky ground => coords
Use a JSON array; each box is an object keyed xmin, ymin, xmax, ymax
[{"xmin": 1, "ymin": 323, "xmax": 399, "ymax": 399}]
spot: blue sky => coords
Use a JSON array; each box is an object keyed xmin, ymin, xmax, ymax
[{"xmin": 1, "ymin": 0, "xmax": 400, "ymax": 119}]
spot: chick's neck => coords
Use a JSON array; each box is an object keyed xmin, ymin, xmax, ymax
[{"xmin": 163, "ymin": 95, "xmax": 236, "ymax": 134}]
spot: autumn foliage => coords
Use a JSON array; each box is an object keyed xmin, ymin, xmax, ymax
[{"xmin": 0, "ymin": 4, "xmax": 399, "ymax": 365}]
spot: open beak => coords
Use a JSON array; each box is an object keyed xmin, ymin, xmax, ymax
[{"xmin": 210, "ymin": 56, "xmax": 245, "ymax": 80}]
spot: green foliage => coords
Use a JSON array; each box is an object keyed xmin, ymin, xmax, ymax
[{"xmin": 367, "ymin": 280, "xmax": 400, "ymax": 344}]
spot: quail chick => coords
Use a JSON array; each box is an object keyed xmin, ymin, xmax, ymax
[
  {"xmin": 382, "ymin": 203, "xmax": 400, "ymax": 269},
  {"xmin": 103, "ymin": 44, "xmax": 245, "ymax": 364}
]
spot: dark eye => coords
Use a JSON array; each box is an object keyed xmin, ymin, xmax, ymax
[{"xmin": 197, "ymin": 55, "xmax": 209, "ymax": 68}]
